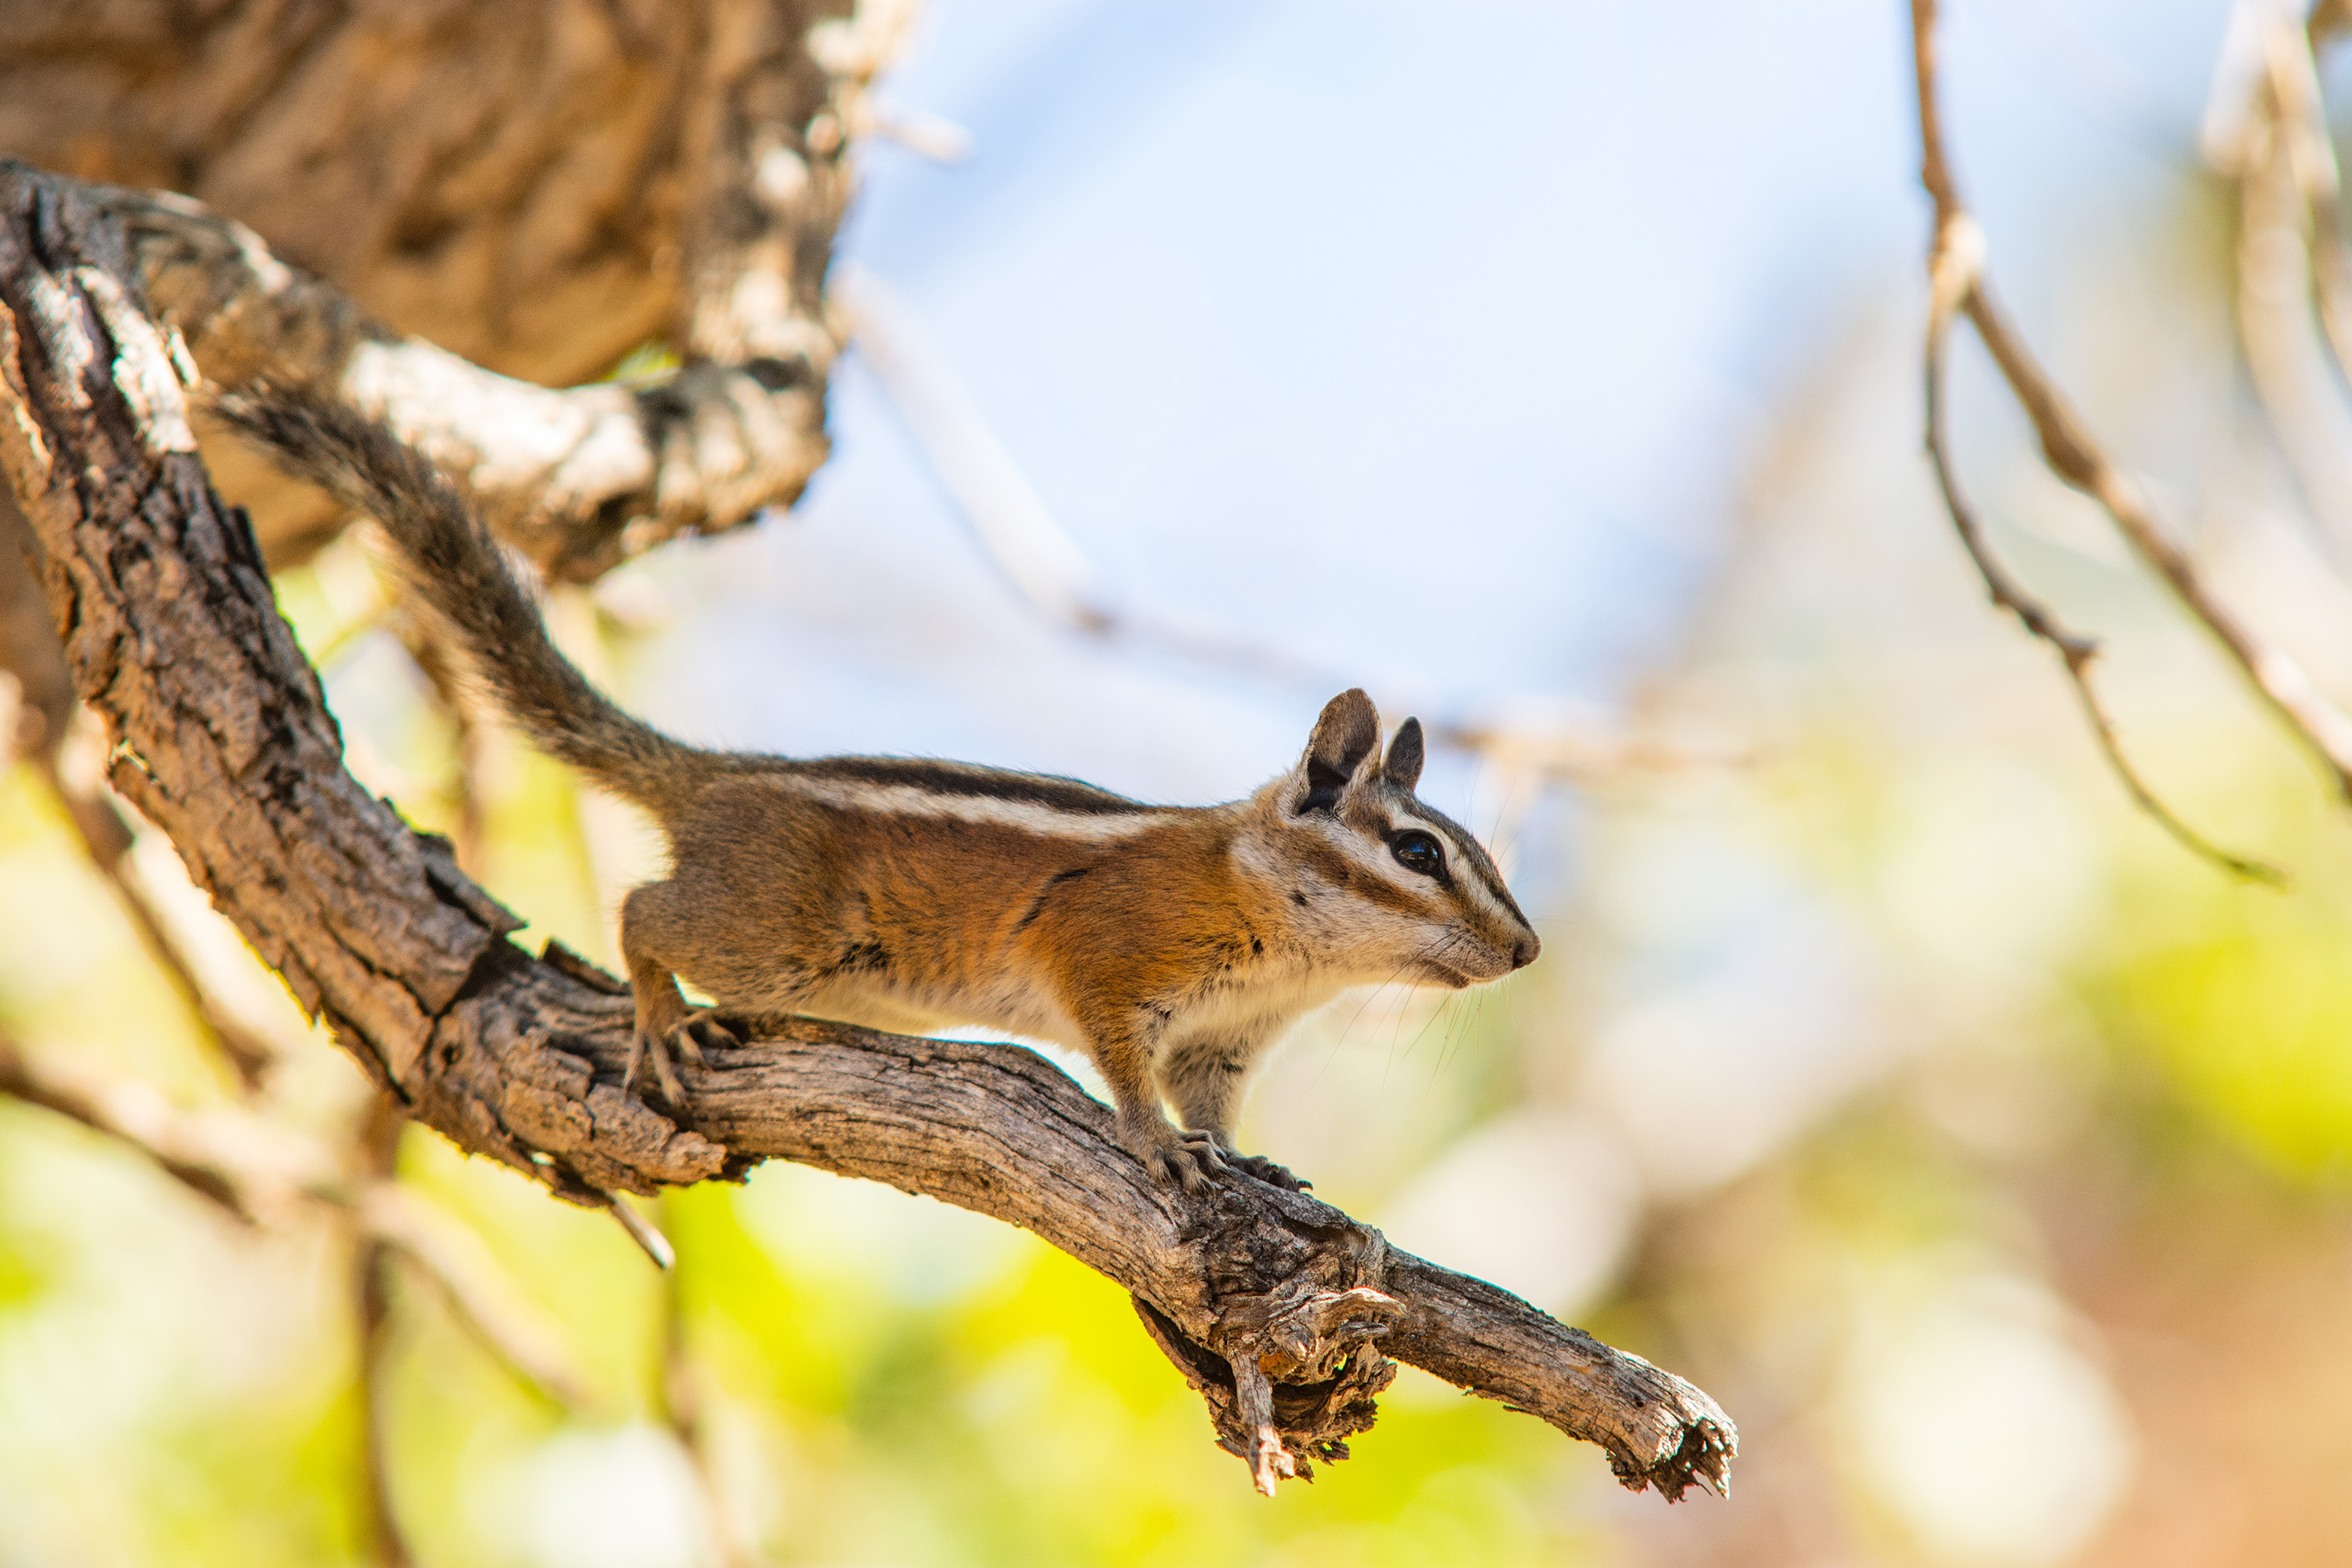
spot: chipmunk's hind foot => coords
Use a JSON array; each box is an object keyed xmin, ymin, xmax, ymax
[
  {"xmin": 1127, "ymin": 1120, "xmax": 1231, "ymax": 1195},
  {"xmin": 624, "ymin": 1007, "xmax": 740, "ymax": 1106},
  {"xmin": 1223, "ymin": 1149, "xmax": 1310, "ymax": 1191}
]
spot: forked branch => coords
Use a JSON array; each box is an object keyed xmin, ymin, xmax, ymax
[
  {"xmin": 1920, "ymin": 219, "xmax": 2281, "ymax": 884},
  {"xmin": 1913, "ymin": 0, "xmax": 2352, "ymax": 873}
]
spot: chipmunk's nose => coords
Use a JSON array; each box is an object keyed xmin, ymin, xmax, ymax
[{"xmin": 1512, "ymin": 935, "xmax": 1539, "ymax": 970}]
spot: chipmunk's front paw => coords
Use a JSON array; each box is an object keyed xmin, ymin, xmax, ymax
[{"xmin": 1129, "ymin": 1121, "xmax": 1228, "ymax": 1194}]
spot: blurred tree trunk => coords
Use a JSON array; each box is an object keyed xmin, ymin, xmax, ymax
[{"xmin": 0, "ymin": 0, "xmax": 878, "ymax": 568}]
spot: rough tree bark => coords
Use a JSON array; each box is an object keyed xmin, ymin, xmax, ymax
[{"xmin": 0, "ymin": 162, "xmax": 1733, "ymax": 1498}]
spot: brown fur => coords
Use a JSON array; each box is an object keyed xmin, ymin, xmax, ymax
[{"xmin": 218, "ymin": 392, "xmax": 1542, "ymax": 1192}]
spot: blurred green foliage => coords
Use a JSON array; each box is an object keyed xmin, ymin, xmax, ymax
[{"xmin": 2105, "ymin": 884, "xmax": 2352, "ymax": 1185}]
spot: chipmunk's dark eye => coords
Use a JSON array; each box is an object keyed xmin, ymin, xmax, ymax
[{"xmin": 1390, "ymin": 829, "xmax": 1444, "ymax": 878}]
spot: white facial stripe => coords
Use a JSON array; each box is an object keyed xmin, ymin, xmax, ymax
[{"xmin": 775, "ymin": 776, "xmax": 1174, "ymax": 840}]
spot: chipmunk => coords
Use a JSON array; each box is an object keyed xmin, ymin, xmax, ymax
[{"xmin": 219, "ymin": 392, "xmax": 1541, "ymax": 1192}]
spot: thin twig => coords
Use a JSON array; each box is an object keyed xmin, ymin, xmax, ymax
[
  {"xmin": 837, "ymin": 263, "xmax": 1734, "ymax": 788},
  {"xmin": 353, "ymin": 1094, "xmax": 415, "ymax": 1568},
  {"xmin": 359, "ymin": 1185, "xmax": 590, "ymax": 1411},
  {"xmin": 834, "ymin": 265, "xmax": 1110, "ymax": 633},
  {"xmin": 0, "ymin": 1033, "xmax": 256, "ymax": 1219},
  {"xmin": 2282, "ymin": 7, "xmax": 2352, "ymax": 421},
  {"xmin": 608, "ymin": 1196, "xmax": 676, "ymax": 1269},
  {"xmin": 2226, "ymin": 13, "xmax": 2352, "ymax": 566},
  {"xmin": 656, "ymin": 1192, "xmax": 762, "ymax": 1568},
  {"xmin": 867, "ymin": 104, "xmax": 975, "ymax": 163},
  {"xmin": 32, "ymin": 760, "xmax": 279, "ymax": 1087},
  {"xmin": 1938, "ymin": 18, "xmax": 2352, "ymax": 800},
  {"xmin": 1912, "ymin": 0, "xmax": 2334, "ymax": 870}
]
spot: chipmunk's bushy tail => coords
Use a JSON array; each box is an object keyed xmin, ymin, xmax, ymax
[{"xmin": 214, "ymin": 390, "xmax": 699, "ymax": 811}]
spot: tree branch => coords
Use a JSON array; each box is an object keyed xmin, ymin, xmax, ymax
[
  {"xmin": 1920, "ymin": 216, "xmax": 2281, "ymax": 884},
  {"xmin": 2307, "ymin": 4, "xmax": 2352, "ymax": 398},
  {"xmin": 1911, "ymin": 0, "xmax": 2344, "ymax": 872},
  {"xmin": 0, "ymin": 160, "xmax": 1732, "ymax": 1499},
  {"xmin": 3, "ymin": 485, "xmax": 280, "ymax": 1079},
  {"xmin": 81, "ymin": 174, "xmax": 830, "ymax": 586}
]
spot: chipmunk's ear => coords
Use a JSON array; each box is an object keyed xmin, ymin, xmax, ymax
[
  {"xmin": 1381, "ymin": 716, "xmax": 1425, "ymax": 792},
  {"xmin": 1294, "ymin": 688, "xmax": 1381, "ymax": 813}
]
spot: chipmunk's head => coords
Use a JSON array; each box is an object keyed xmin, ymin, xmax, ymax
[{"xmin": 1244, "ymin": 688, "xmax": 1539, "ymax": 987}]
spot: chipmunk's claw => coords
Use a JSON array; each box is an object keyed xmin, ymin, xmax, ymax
[
  {"xmin": 1133, "ymin": 1123, "xmax": 1229, "ymax": 1193},
  {"xmin": 624, "ymin": 1026, "xmax": 684, "ymax": 1105},
  {"xmin": 678, "ymin": 1009, "xmax": 739, "ymax": 1060},
  {"xmin": 1225, "ymin": 1151, "xmax": 1310, "ymax": 1192},
  {"xmin": 1132, "ymin": 1125, "xmax": 1310, "ymax": 1196},
  {"xmin": 624, "ymin": 1010, "xmax": 736, "ymax": 1108}
]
